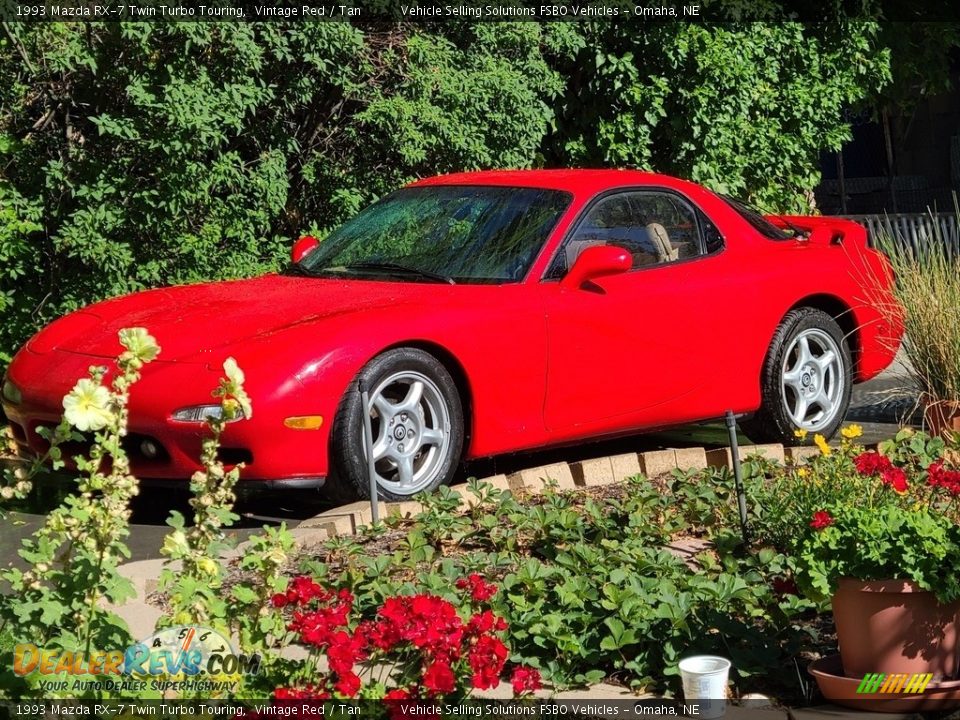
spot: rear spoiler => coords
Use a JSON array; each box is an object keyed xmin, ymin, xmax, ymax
[{"xmin": 765, "ymin": 215, "xmax": 869, "ymax": 247}]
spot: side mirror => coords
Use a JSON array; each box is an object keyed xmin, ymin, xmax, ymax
[
  {"xmin": 560, "ymin": 245, "xmax": 631, "ymax": 290},
  {"xmin": 291, "ymin": 235, "xmax": 320, "ymax": 264}
]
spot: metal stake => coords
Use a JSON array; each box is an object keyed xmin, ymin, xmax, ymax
[
  {"xmin": 725, "ymin": 410, "xmax": 750, "ymax": 545},
  {"xmin": 359, "ymin": 379, "xmax": 380, "ymax": 525}
]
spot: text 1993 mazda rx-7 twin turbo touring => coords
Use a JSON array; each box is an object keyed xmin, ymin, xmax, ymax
[{"xmin": 2, "ymin": 170, "xmax": 902, "ymax": 500}]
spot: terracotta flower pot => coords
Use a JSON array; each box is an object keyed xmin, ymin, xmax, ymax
[
  {"xmin": 926, "ymin": 400, "xmax": 960, "ymax": 441},
  {"xmin": 832, "ymin": 578, "xmax": 960, "ymax": 678}
]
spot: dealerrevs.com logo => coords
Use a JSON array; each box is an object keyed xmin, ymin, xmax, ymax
[
  {"xmin": 856, "ymin": 673, "xmax": 934, "ymax": 694},
  {"xmin": 13, "ymin": 626, "xmax": 261, "ymax": 694}
]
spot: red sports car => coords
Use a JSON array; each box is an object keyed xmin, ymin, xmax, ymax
[{"xmin": 2, "ymin": 170, "xmax": 902, "ymax": 500}]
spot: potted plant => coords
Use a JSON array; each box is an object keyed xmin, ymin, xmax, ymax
[
  {"xmin": 878, "ymin": 235, "xmax": 960, "ymax": 440},
  {"xmin": 791, "ymin": 429, "xmax": 960, "ymax": 678}
]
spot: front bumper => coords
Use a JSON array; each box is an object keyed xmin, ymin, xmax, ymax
[{"xmin": 4, "ymin": 348, "xmax": 334, "ymax": 485}]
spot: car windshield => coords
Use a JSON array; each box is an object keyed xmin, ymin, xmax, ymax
[
  {"xmin": 720, "ymin": 194, "xmax": 794, "ymax": 240},
  {"xmin": 292, "ymin": 185, "xmax": 572, "ymax": 283}
]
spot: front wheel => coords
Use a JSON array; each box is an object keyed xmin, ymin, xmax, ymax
[
  {"xmin": 329, "ymin": 348, "xmax": 464, "ymax": 501},
  {"xmin": 741, "ymin": 307, "xmax": 852, "ymax": 446}
]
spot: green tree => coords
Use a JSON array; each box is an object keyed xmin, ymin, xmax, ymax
[
  {"xmin": 545, "ymin": 22, "xmax": 891, "ymax": 212},
  {"xmin": 0, "ymin": 22, "xmax": 564, "ymax": 365}
]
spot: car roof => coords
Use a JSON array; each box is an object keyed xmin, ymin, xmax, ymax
[{"xmin": 408, "ymin": 169, "xmax": 697, "ymax": 196}]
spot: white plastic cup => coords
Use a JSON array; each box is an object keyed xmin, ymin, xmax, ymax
[{"xmin": 678, "ymin": 655, "xmax": 731, "ymax": 719}]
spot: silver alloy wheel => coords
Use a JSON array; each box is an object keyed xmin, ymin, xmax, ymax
[
  {"xmin": 780, "ymin": 328, "xmax": 846, "ymax": 432},
  {"xmin": 364, "ymin": 370, "xmax": 451, "ymax": 495}
]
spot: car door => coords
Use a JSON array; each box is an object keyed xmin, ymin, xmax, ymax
[{"xmin": 540, "ymin": 188, "xmax": 733, "ymax": 434}]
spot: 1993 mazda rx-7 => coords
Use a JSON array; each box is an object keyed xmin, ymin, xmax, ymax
[{"xmin": 2, "ymin": 170, "xmax": 902, "ymax": 499}]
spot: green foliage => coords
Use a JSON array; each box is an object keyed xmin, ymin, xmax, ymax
[
  {"xmin": 798, "ymin": 504, "xmax": 960, "ymax": 603},
  {"xmin": 291, "ymin": 476, "xmax": 814, "ymax": 694},
  {"xmin": 786, "ymin": 430, "xmax": 960, "ymax": 603},
  {"xmin": 875, "ymin": 23, "xmax": 960, "ymax": 112},
  {"xmin": 0, "ymin": 22, "xmax": 562, "ymax": 366},
  {"xmin": 546, "ymin": 22, "xmax": 891, "ymax": 212}
]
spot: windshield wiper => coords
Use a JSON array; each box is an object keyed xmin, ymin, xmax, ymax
[
  {"xmin": 282, "ymin": 262, "xmax": 323, "ymax": 277},
  {"xmin": 343, "ymin": 262, "xmax": 456, "ymax": 285}
]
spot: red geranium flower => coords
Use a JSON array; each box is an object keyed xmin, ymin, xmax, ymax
[
  {"xmin": 334, "ymin": 671, "xmax": 361, "ymax": 698},
  {"xmin": 467, "ymin": 610, "xmax": 507, "ymax": 635},
  {"xmin": 881, "ymin": 467, "xmax": 909, "ymax": 494},
  {"xmin": 854, "ymin": 451, "xmax": 893, "ymax": 476},
  {"xmin": 929, "ymin": 461, "xmax": 960, "ymax": 496},
  {"xmin": 423, "ymin": 660, "xmax": 457, "ymax": 695},
  {"xmin": 772, "ymin": 576, "xmax": 799, "ymax": 596},
  {"xmin": 287, "ymin": 576, "xmax": 328, "ymax": 605},
  {"xmin": 456, "ymin": 574, "xmax": 498, "ymax": 602},
  {"xmin": 271, "ymin": 593, "xmax": 288, "ymax": 608},
  {"xmin": 326, "ymin": 630, "xmax": 366, "ymax": 675},
  {"xmin": 468, "ymin": 634, "xmax": 508, "ymax": 690},
  {"xmin": 810, "ymin": 510, "xmax": 834, "ymax": 530},
  {"xmin": 510, "ymin": 666, "xmax": 542, "ymax": 694}
]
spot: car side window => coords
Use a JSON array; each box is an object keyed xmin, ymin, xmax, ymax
[
  {"xmin": 546, "ymin": 190, "xmax": 712, "ymax": 279},
  {"xmin": 699, "ymin": 210, "xmax": 724, "ymax": 255}
]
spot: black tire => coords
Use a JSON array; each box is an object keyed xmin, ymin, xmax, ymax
[
  {"xmin": 328, "ymin": 348, "xmax": 464, "ymax": 501},
  {"xmin": 741, "ymin": 307, "xmax": 852, "ymax": 446}
]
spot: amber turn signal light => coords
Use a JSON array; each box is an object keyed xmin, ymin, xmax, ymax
[{"xmin": 283, "ymin": 415, "xmax": 324, "ymax": 430}]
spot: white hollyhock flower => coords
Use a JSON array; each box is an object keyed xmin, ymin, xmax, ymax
[{"xmin": 62, "ymin": 378, "xmax": 113, "ymax": 432}]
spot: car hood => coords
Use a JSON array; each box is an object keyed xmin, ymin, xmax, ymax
[{"xmin": 29, "ymin": 275, "xmax": 424, "ymax": 362}]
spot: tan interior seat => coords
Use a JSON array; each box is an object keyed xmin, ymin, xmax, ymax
[
  {"xmin": 564, "ymin": 238, "xmax": 606, "ymax": 270},
  {"xmin": 646, "ymin": 223, "xmax": 678, "ymax": 262}
]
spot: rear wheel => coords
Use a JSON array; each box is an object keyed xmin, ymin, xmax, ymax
[
  {"xmin": 741, "ymin": 308, "xmax": 852, "ymax": 445},
  {"xmin": 329, "ymin": 348, "xmax": 464, "ymax": 501}
]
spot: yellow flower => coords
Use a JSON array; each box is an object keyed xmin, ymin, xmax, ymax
[
  {"xmin": 62, "ymin": 378, "xmax": 113, "ymax": 432},
  {"xmin": 794, "ymin": 428, "xmax": 809, "ymax": 441},
  {"xmin": 797, "ymin": 468, "xmax": 809, "ymax": 478},
  {"xmin": 841, "ymin": 424, "xmax": 863, "ymax": 440},
  {"xmin": 814, "ymin": 434, "xmax": 831, "ymax": 456}
]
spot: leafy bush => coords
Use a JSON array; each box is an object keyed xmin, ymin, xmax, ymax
[
  {"xmin": 787, "ymin": 430, "xmax": 960, "ymax": 602},
  {"xmin": 286, "ymin": 476, "xmax": 813, "ymax": 694},
  {"xmin": 0, "ymin": 23, "xmax": 565, "ymax": 367},
  {"xmin": 543, "ymin": 22, "xmax": 891, "ymax": 212}
]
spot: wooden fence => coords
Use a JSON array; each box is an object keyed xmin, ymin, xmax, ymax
[{"xmin": 841, "ymin": 213, "xmax": 960, "ymax": 257}]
